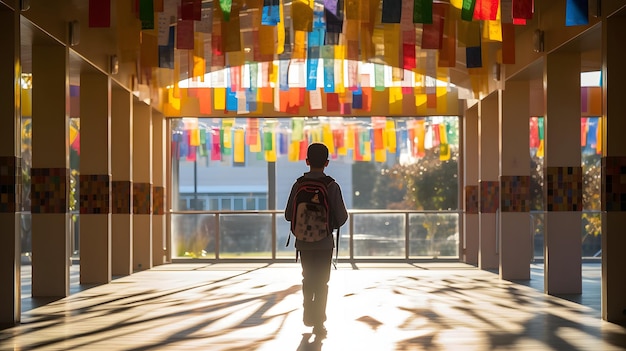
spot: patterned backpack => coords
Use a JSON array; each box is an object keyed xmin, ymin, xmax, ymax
[{"xmin": 290, "ymin": 175, "xmax": 335, "ymax": 242}]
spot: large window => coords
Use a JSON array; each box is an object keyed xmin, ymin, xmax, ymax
[
  {"xmin": 529, "ymin": 116, "xmax": 603, "ymax": 260},
  {"xmin": 170, "ymin": 116, "xmax": 461, "ymax": 259}
]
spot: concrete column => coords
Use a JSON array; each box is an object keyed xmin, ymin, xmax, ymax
[
  {"xmin": 111, "ymin": 87, "xmax": 133, "ymax": 276},
  {"xmin": 543, "ymin": 51, "xmax": 582, "ymax": 295},
  {"xmin": 31, "ymin": 42, "xmax": 70, "ymax": 297},
  {"xmin": 601, "ymin": 14, "xmax": 626, "ymax": 324},
  {"xmin": 152, "ymin": 110, "xmax": 166, "ymax": 266},
  {"xmin": 0, "ymin": 4, "xmax": 21, "ymax": 326},
  {"xmin": 478, "ymin": 93, "xmax": 500, "ymax": 270},
  {"xmin": 78, "ymin": 72, "xmax": 112, "ymax": 284},
  {"xmin": 133, "ymin": 101, "xmax": 152, "ymax": 271},
  {"xmin": 463, "ymin": 104, "xmax": 479, "ymax": 265},
  {"xmin": 499, "ymin": 80, "xmax": 531, "ymax": 280}
]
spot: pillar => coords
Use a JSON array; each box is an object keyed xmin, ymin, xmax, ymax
[
  {"xmin": 478, "ymin": 93, "xmax": 500, "ymax": 270},
  {"xmin": 463, "ymin": 104, "xmax": 479, "ymax": 265},
  {"xmin": 0, "ymin": 4, "xmax": 21, "ymax": 326},
  {"xmin": 133, "ymin": 101, "xmax": 152, "ymax": 271},
  {"xmin": 543, "ymin": 51, "xmax": 582, "ymax": 295},
  {"xmin": 78, "ymin": 72, "xmax": 111, "ymax": 284},
  {"xmin": 601, "ymin": 14, "xmax": 626, "ymax": 324},
  {"xmin": 152, "ymin": 110, "xmax": 166, "ymax": 266},
  {"xmin": 111, "ymin": 87, "xmax": 133, "ymax": 276},
  {"xmin": 500, "ymin": 80, "xmax": 531, "ymax": 280},
  {"xmin": 31, "ymin": 42, "xmax": 70, "ymax": 297}
]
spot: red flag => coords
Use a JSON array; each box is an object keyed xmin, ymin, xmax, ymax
[
  {"xmin": 513, "ymin": 0, "xmax": 533, "ymax": 20},
  {"xmin": 502, "ymin": 23, "xmax": 516, "ymax": 64},
  {"xmin": 89, "ymin": 0, "xmax": 111, "ymax": 27},
  {"xmin": 474, "ymin": 0, "xmax": 499, "ymax": 20},
  {"xmin": 181, "ymin": 0, "xmax": 202, "ymax": 21},
  {"xmin": 421, "ymin": 4, "xmax": 445, "ymax": 49},
  {"xmin": 176, "ymin": 20, "xmax": 195, "ymax": 50}
]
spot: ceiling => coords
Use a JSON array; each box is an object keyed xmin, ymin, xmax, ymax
[{"xmin": 17, "ymin": 1, "xmax": 604, "ymax": 95}]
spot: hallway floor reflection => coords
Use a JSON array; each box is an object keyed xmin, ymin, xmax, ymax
[{"xmin": 4, "ymin": 262, "xmax": 625, "ymax": 350}]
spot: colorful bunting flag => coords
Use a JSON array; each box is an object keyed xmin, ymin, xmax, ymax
[
  {"xmin": 413, "ymin": 0, "xmax": 433, "ymax": 24},
  {"xmin": 565, "ymin": 0, "xmax": 589, "ymax": 26},
  {"xmin": 89, "ymin": 0, "xmax": 111, "ymax": 28}
]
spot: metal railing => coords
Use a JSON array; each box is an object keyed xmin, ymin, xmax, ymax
[{"xmin": 169, "ymin": 209, "xmax": 462, "ymax": 262}]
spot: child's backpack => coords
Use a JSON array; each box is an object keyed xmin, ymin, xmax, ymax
[{"xmin": 289, "ymin": 175, "xmax": 335, "ymax": 243}]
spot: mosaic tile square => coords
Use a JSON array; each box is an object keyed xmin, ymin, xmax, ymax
[
  {"xmin": 465, "ymin": 185, "xmax": 479, "ymax": 214},
  {"xmin": 153, "ymin": 186, "xmax": 165, "ymax": 215},
  {"xmin": 0, "ymin": 156, "xmax": 21, "ymax": 213},
  {"xmin": 545, "ymin": 166, "xmax": 582, "ymax": 211},
  {"xmin": 133, "ymin": 182, "xmax": 152, "ymax": 215},
  {"xmin": 480, "ymin": 181, "xmax": 499, "ymax": 213},
  {"xmin": 500, "ymin": 175, "xmax": 530, "ymax": 212},
  {"xmin": 79, "ymin": 174, "xmax": 111, "ymax": 214},
  {"xmin": 603, "ymin": 156, "xmax": 626, "ymax": 212},
  {"xmin": 30, "ymin": 168, "xmax": 69, "ymax": 214}
]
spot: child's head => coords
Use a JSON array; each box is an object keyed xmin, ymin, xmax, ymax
[{"xmin": 307, "ymin": 143, "xmax": 329, "ymax": 168}]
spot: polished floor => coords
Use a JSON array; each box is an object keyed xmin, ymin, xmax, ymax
[{"xmin": 1, "ymin": 262, "xmax": 625, "ymax": 350}]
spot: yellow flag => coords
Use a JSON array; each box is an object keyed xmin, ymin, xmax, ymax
[
  {"xmin": 222, "ymin": 118, "xmax": 235, "ymax": 149},
  {"xmin": 374, "ymin": 149, "xmax": 386, "ymax": 163},
  {"xmin": 386, "ymin": 120, "xmax": 396, "ymax": 153},
  {"xmin": 168, "ymin": 88, "xmax": 181, "ymax": 111},
  {"xmin": 214, "ymin": 88, "xmax": 226, "ymax": 110},
  {"xmin": 322, "ymin": 124, "xmax": 335, "ymax": 154},
  {"xmin": 265, "ymin": 130, "xmax": 277, "ymax": 161},
  {"xmin": 276, "ymin": 0, "xmax": 285, "ymax": 54},
  {"xmin": 346, "ymin": 124, "xmax": 355, "ymax": 150},
  {"xmin": 289, "ymin": 141, "xmax": 300, "ymax": 161},
  {"xmin": 190, "ymin": 128, "xmax": 200, "ymax": 146},
  {"xmin": 439, "ymin": 124, "xmax": 450, "ymax": 161},
  {"xmin": 537, "ymin": 140, "xmax": 544, "ymax": 158},
  {"xmin": 362, "ymin": 141, "xmax": 372, "ymax": 161},
  {"xmin": 234, "ymin": 129, "xmax": 245, "ymax": 163}
]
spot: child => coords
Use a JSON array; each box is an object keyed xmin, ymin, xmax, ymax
[{"xmin": 285, "ymin": 143, "xmax": 348, "ymax": 337}]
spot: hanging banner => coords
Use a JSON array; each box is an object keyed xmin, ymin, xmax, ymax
[
  {"xmin": 140, "ymin": 0, "xmax": 154, "ymax": 29},
  {"xmin": 382, "ymin": 0, "xmax": 402, "ymax": 23},
  {"xmin": 461, "ymin": 0, "xmax": 476, "ymax": 21},
  {"xmin": 473, "ymin": 0, "xmax": 499, "ymax": 20},
  {"xmin": 181, "ymin": 0, "xmax": 201, "ymax": 20},
  {"xmin": 413, "ymin": 0, "xmax": 433, "ymax": 24},
  {"xmin": 566, "ymin": 0, "xmax": 589, "ymax": 26},
  {"xmin": 512, "ymin": 0, "xmax": 533, "ymax": 20},
  {"xmin": 262, "ymin": 0, "xmax": 280, "ymax": 25},
  {"xmin": 89, "ymin": 0, "xmax": 111, "ymax": 28}
]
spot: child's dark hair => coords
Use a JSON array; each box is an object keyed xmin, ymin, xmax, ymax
[{"xmin": 307, "ymin": 143, "xmax": 329, "ymax": 168}]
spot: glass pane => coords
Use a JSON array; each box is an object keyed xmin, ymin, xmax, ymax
[
  {"xmin": 172, "ymin": 213, "xmax": 217, "ymax": 259},
  {"xmin": 210, "ymin": 198, "xmax": 219, "ymax": 210},
  {"xmin": 409, "ymin": 213, "xmax": 459, "ymax": 258},
  {"xmin": 220, "ymin": 214, "xmax": 272, "ymax": 258},
  {"xmin": 221, "ymin": 198, "xmax": 231, "ymax": 210},
  {"xmin": 531, "ymin": 212, "xmax": 544, "ymax": 260},
  {"xmin": 353, "ymin": 213, "xmax": 405, "ymax": 258},
  {"xmin": 234, "ymin": 198, "xmax": 244, "ymax": 210},
  {"xmin": 246, "ymin": 198, "xmax": 256, "ymax": 210},
  {"xmin": 276, "ymin": 216, "xmax": 294, "ymax": 258}
]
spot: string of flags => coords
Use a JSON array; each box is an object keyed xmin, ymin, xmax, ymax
[
  {"xmin": 530, "ymin": 116, "xmax": 602, "ymax": 158},
  {"xmin": 171, "ymin": 116, "xmax": 459, "ymax": 164},
  {"xmin": 86, "ymin": 0, "xmax": 593, "ymax": 113}
]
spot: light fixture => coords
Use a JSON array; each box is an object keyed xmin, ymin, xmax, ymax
[
  {"xmin": 69, "ymin": 20, "xmax": 80, "ymax": 46},
  {"xmin": 492, "ymin": 63, "xmax": 501, "ymax": 81},
  {"xmin": 110, "ymin": 55, "xmax": 119, "ymax": 75},
  {"xmin": 533, "ymin": 29, "xmax": 544, "ymax": 53},
  {"xmin": 20, "ymin": 0, "xmax": 30, "ymax": 11}
]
